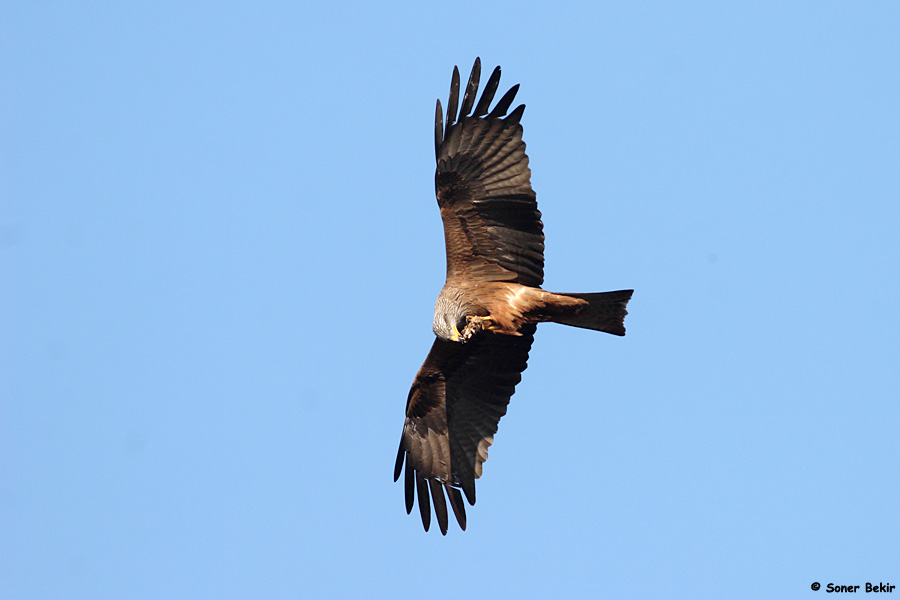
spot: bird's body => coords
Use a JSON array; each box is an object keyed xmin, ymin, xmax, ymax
[
  {"xmin": 395, "ymin": 59, "xmax": 633, "ymax": 534},
  {"xmin": 435, "ymin": 281, "xmax": 630, "ymax": 340}
]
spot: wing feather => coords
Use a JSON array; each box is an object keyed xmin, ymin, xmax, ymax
[
  {"xmin": 458, "ymin": 58, "xmax": 481, "ymax": 119},
  {"xmin": 505, "ymin": 103, "xmax": 526, "ymax": 125},
  {"xmin": 439, "ymin": 115, "xmax": 467, "ymax": 166},
  {"xmin": 395, "ymin": 326, "xmax": 536, "ymax": 533},
  {"xmin": 434, "ymin": 100, "xmax": 443, "ymax": 160},
  {"xmin": 472, "ymin": 65, "xmax": 501, "ymax": 117},
  {"xmin": 403, "ymin": 455, "xmax": 415, "ymax": 514},
  {"xmin": 445, "ymin": 66, "xmax": 460, "ymax": 138},
  {"xmin": 447, "ymin": 487, "xmax": 467, "ymax": 531},
  {"xmin": 434, "ymin": 60, "xmax": 544, "ymax": 287},
  {"xmin": 488, "ymin": 84, "xmax": 519, "ymax": 118},
  {"xmin": 416, "ymin": 471, "xmax": 431, "ymax": 531},
  {"xmin": 429, "ymin": 479, "xmax": 449, "ymax": 535},
  {"xmin": 463, "ymin": 120, "xmax": 508, "ymax": 170}
]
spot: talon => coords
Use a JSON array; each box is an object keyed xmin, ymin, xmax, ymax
[
  {"xmin": 460, "ymin": 315, "xmax": 496, "ymax": 340},
  {"xmin": 466, "ymin": 315, "xmax": 493, "ymax": 328}
]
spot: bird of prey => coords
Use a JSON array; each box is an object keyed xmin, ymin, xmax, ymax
[{"xmin": 394, "ymin": 58, "xmax": 633, "ymax": 534}]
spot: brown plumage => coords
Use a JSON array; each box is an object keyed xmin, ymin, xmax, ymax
[{"xmin": 394, "ymin": 58, "xmax": 633, "ymax": 534}]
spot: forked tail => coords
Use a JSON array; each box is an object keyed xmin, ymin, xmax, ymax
[{"xmin": 551, "ymin": 290, "xmax": 634, "ymax": 336}]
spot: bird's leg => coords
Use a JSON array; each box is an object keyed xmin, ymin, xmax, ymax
[{"xmin": 466, "ymin": 314, "xmax": 526, "ymax": 338}]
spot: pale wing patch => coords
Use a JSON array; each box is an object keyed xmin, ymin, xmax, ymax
[{"xmin": 473, "ymin": 435, "xmax": 494, "ymax": 479}]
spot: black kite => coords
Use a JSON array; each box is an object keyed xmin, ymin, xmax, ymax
[{"xmin": 394, "ymin": 59, "xmax": 633, "ymax": 534}]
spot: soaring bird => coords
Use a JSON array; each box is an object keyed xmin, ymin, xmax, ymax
[{"xmin": 394, "ymin": 58, "xmax": 633, "ymax": 534}]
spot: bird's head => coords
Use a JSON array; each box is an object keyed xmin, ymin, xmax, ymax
[
  {"xmin": 433, "ymin": 295, "xmax": 470, "ymax": 343},
  {"xmin": 434, "ymin": 311, "xmax": 469, "ymax": 343}
]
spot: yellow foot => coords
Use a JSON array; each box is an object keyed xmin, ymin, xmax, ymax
[{"xmin": 460, "ymin": 316, "xmax": 523, "ymax": 340}]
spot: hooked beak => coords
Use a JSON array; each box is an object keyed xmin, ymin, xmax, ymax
[{"xmin": 450, "ymin": 325, "xmax": 463, "ymax": 343}]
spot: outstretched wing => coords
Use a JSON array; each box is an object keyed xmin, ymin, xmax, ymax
[
  {"xmin": 394, "ymin": 325, "xmax": 536, "ymax": 534},
  {"xmin": 434, "ymin": 58, "xmax": 544, "ymax": 288}
]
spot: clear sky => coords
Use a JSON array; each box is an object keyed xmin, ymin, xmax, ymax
[{"xmin": 2, "ymin": 2, "xmax": 898, "ymax": 599}]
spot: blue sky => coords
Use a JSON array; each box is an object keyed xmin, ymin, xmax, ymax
[{"xmin": 2, "ymin": 2, "xmax": 898, "ymax": 598}]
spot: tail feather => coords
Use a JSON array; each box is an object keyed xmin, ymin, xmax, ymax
[{"xmin": 552, "ymin": 289, "xmax": 633, "ymax": 336}]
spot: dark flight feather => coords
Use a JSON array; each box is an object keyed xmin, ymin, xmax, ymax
[
  {"xmin": 434, "ymin": 100, "xmax": 444, "ymax": 160},
  {"xmin": 458, "ymin": 58, "xmax": 481, "ymax": 119},
  {"xmin": 416, "ymin": 471, "xmax": 431, "ymax": 531},
  {"xmin": 505, "ymin": 103, "xmax": 525, "ymax": 125},
  {"xmin": 403, "ymin": 456, "xmax": 415, "ymax": 514},
  {"xmin": 429, "ymin": 479, "xmax": 449, "ymax": 535},
  {"xmin": 446, "ymin": 66, "xmax": 460, "ymax": 137},
  {"xmin": 473, "ymin": 65, "xmax": 502, "ymax": 117},
  {"xmin": 488, "ymin": 84, "xmax": 519, "ymax": 119},
  {"xmin": 447, "ymin": 486, "xmax": 467, "ymax": 531}
]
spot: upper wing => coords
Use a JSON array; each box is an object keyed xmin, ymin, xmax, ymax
[
  {"xmin": 393, "ymin": 325, "xmax": 536, "ymax": 534},
  {"xmin": 434, "ymin": 58, "xmax": 544, "ymax": 288}
]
